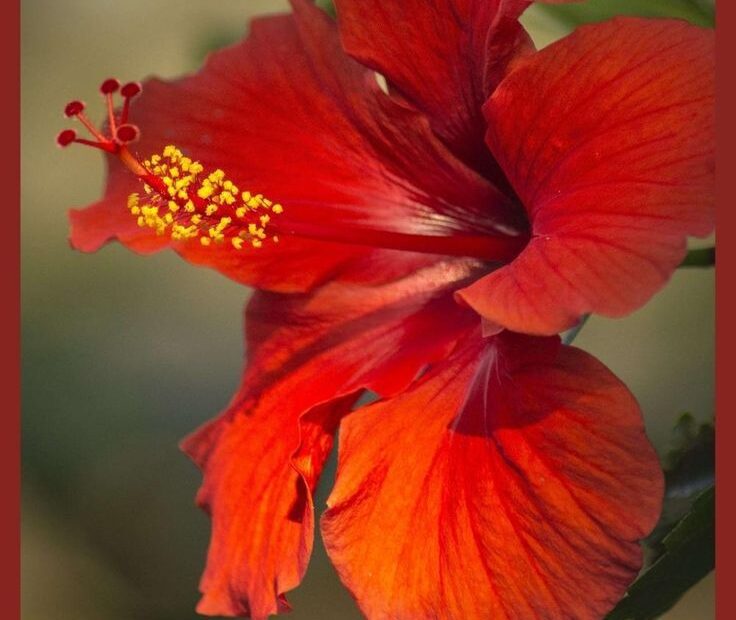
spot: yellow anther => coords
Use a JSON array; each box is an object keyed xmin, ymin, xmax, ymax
[
  {"xmin": 214, "ymin": 217, "xmax": 231, "ymax": 235},
  {"xmin": 128, "ymin": 144, "xmax": 284, "ymax": 252},
  {"xmin": 198, "ymin": 185, "xmax": 214, "ymax": 200},
  {"xmin": 208, "ymin": 226, "xmax": 224, "ymax": 241}
]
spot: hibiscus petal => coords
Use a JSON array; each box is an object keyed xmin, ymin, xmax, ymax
[
  {"xmin": 334, "ymin": 0, "xmax": 533, "ymax": 171},
  {"xmin": 323, "ymin": 331, "xmax": 663, "ymax": 620},
  {"xmin": 458, "ymin": 18, "xmax": 714, "ymax": 334},
  {"xmin": 70, "ymin": 0, "xmax": 518, "ymax": 292},
  {"xmin": 182, "ymin": 260, "xmax": 479, "ymax": 618}
]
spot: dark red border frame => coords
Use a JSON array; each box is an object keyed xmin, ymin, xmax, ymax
[
  {"xmin": 4, "ymin": 2, "xmax": 726, "ymax": 620},
  {"xmin": 716, "ymin": 0, "xmax": 731, "ymax": 618},
  {"xmin": 3, "ymin": 0, "xmax": 20, "ymax": 617}
]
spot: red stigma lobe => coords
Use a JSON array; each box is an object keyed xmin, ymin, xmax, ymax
[{"xmin": 57, "ymin": 78, "xmax": 142, "ymax": 153}]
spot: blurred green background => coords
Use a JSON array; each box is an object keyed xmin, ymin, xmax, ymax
[{"xmin": 21, "ymin": 1, "xmax": 714, "ymax": 618}]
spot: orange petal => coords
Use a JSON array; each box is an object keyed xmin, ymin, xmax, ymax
[
  {"xmin": 459, "ymin": 18, "xmax": 714, "ymax": 334},
  {"xmin": 323, "ymin": 331, "xmax": 663, "ymax": 620},
  {"xmin": 182, "ymin": 260, "xmax": 479, "ymax": 618}
]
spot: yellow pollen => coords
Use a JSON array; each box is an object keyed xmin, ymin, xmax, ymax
[
  {"xmin": 126, "ymin": 145, "xmax": 283, "ymax": 251},
  {"xmin": 197, "ymin": 185, "xmax": 214, "ymax": 200}
]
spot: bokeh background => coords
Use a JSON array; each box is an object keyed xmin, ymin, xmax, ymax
[{"xmin": 21, "ymin": 1, "xmax": 715, "ymax": 618}]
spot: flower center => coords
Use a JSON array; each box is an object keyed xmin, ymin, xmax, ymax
[
  {"xmin": 57, "ymin": 79, "xmax": 281, "ymax": 250},
  {"xmin": 58, "ymin": 79, "xmax": 528, "ymax": 262},
  {"xmin": 127, "ymin": 146, "xmax": 281, "ymax": 250}
]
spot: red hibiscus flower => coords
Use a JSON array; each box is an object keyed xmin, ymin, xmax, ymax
[{"xmin": 59, "ymin": 0, "xmax": 714, "ymax": 618}]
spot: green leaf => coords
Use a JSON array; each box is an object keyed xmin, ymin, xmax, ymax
[
  {"xmin": 606, "ymin": 486, "xmax": 714, "ymax": 620},
  {"xmin": 315, "ymin": 0, "xmax": 337, "ymax": 18},
  {"xmin": 537, "ymin": 0, "xmax": 715, "ymax": 28},
  {"xmin": 645, "ymin": 414, "xmax": 714, "ymax": 552},
  {"xmin": 665, "ymin": 414, "xmax": 714, "ymax": 480},
  {"xmin": 679, "ymin": 247, "xmax": 715, "ymax": 268}
]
